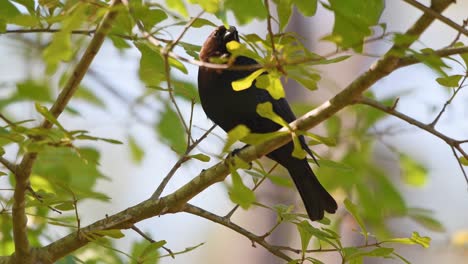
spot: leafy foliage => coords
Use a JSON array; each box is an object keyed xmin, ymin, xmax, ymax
[{"xmin": 0, "ymin": 0, "xmax": 466, "ymax": 263}]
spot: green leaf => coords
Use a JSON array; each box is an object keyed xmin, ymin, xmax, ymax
[
  {"xmin": 224, "ymin": 0, "xmax": 267, "ymax": 25},
  {"xmin": 273, "ymin": 0, "xmax": 293, "ymax": 31},
  {"xmin": 256, "ymin": 102, "xmax": 289, "ymax": 128},
  {"xmin": 188, "ymin": 0, "xmax": 220, "ymax": 13},
  {"xmin": 16, "ymin": 80, "xmax": 52, "ymax": 102},
  {"xmin": 409, "ymin": 213, "xmax": 445, "ymax": 232},
  {"xmin": 385, "ymin": 232, "xmax": 431, "ymax": 248},
  {"xmin": 346, "ymin": 247, "xmax": 394, "ymax": 261},
  {"xmin": 291, "ymin": 134, "xmax": 307, "ymax": 159},
  {"xmin": 134, "ymin": 6, "xmax": 167, "ymax": 30},
  {"xmin": 286, "ymin": 65, "xmax": 321, "ymax": 91},
  {"xmin": 42, "ymin": 31, "xmax": 73, "ymax": 74},
  {"xmin": 454, "ymin": 42, "xmax": 468, "ymax": 68},
  {"xmin": 128, "ymin": 135, "xmax": 144, "ymax": 164},
  {"xmin": 93, "ymin": 229, "xmax": 125, "ymax": 239},
  {"xmin": 231, "ymin": 68, "xmax": 266, "ymax": 91},
  {"xmin": 136, "ymin": 42, "xmax": 165, "ymax": 86},
  {"xmin": 141, "ymin": 240, "xmax": 167, "ymax": 258},
  {"xmin": 166, "ymin": 0, "xmax": 188, "ymax": 17},
  {"xmin": 412, "ymin": 48, "xmax": 450, "ymax": 76},
  {"xmin": 156, "ymin": 104, "xmax": 186, "ymax": 154},
  {"xmin": 460, "ymin": 156, "xmax": 468, "ymax": 166},
  {"xmin": 189, "ymin": 153, "xmax": 211, "ymax": 162},
  {"xmin": 223, "ymin": 125, "xmax": 250, "ymax": 152},
  {"xmin": 228, "ymin": 169, "xmax": 256, "ymax": 209},
  {"xmin": 42, "ymin": 4, "xmax": 88, "ymax": 74},
  {"xmin": 74, "ymin": 85, "xmax": 106, "ymax": 108},
  {"xmin": 294, "ymin": 0, "xmax": 317, "ymax": 17},
  {"xmin": 256, "ymin": 72, "xmax": 285, "ymax": 99},
  {"xmin": 0, "ymin": 0, "xmax": 21, "ymax": 20},
  {"xmin": 35, "ymin": 103, "xmax": 67, "ymax": 132},
  {"xmin": 318, "ymin": 159, "xmax": 353, "ymax": 171},
  {"xmin": 226, "ymin": 41, "xmax": 264, "ymax": 62},
  {"xmin": 400, "ymin": 154, "xmax": 427, "ymax": 187},
  {"xmin": 296, "ymin": 220, "xmax": 313, "ymax": 252},
  {"xmin": 436, "ymin": 74, "xmax": 463, "ymax": 88},
  {"xmin": 191, "ymin": 17, "xmax": 217, "ymax": 28},
  {"xmin": 325, "ymin": 0, "xmax": 384, "ymax": 52},
  {"xmin": 344, "ymin": 198, "xmax": 368, "ymax": 242},
  {"xmin": 54, "ymin": 201, "xmax": 74, "ymax": 211}
]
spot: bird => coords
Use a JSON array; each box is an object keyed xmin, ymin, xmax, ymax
[{"xmin": 197, "ymin": 25, "xmax": 337, "ymax": 221}]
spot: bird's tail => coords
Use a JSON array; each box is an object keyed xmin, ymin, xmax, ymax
[{"xmin": 286, "ymin": 159, "xmax": 337, "ymax": 221}]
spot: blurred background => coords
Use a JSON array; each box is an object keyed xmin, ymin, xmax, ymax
[{"xmin": 0, "ymin": 0, "xmax": 467, "ymax": 263}]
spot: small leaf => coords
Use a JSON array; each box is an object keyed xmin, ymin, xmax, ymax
[
  {"xmin": 136, "ymin": 42, "xmax": 165, "ymax": 86},
  {"xmin": 344, "ymin": 198, "xmax": 368, "ymax": 242},
  {"xmin": 128, "ymin": 136, "xmax": 144, "ymax": 164},
  {"xmin": 400, "ymin": 154, "xmax": 427, "ymax": 187},
  {"xmin": 385, "ymin": 232, "xmax": 431, "ymax": 248},
  {"xmin": 436, "ymin": 74, "xmax": 463, "ymax": 88},
  {"xmin": 156, "ymin": 104, "xmax": 187, "ymax": 154},
  {"xmin": 226, "ymin": 41, "xmax": 263, "ymax": 62},
  {"xmin": 189, "ymin": 153, "xmax": 211, "ymax": 162},
  {"xmin": 35, "ymin": 103, "xmax": 67, "ymax": 132},
  {"xmin": 93, "ymin": 229, "xmax": 125, "ymax": 239},
  {"xmin": 166, "ymin": 0, "xmax": 188, "ymax": 17},
  {"xmin": 231, "ymin": 68, "xmax": 266, "ymax": 91},
  {"xmin": 191, "ymin": 17, "xmax": 216, "ymax": 28},
  {"xmin": 318, "ymin": 159, "xmax": 353, "ymax": 171},
  {"xmin": 141, "ymin": 240, "xmax": 167, "ymax": 257},
  {"xmin": 291, "ymin": 134, "xmax": 307, "ymax": 159},
  {"xmin": 460, "ymin": 156, "xmax": 468, "ymax": 166},
  {"xmin": 256, "ymin": 102, "xmax": 289, "ymax": 127},
  {"xmin": 188, "ymin": 0, "xmax": 220, "ymax": 13},
  {"xmin": 274, "ymin": 0, "xmax": 293, "ymax": 31},
  {"xmin": 296, "ymin": 220, "xmax": 313, "ymax": 252},
  {"xmin": 409, "ymin": 213, "xmax": 445, "ymax": 232},
  {"xmin": 293, "ymin": 0, "xmax": 317, "ymax": 16},
  {"xmin": 54, "ymin": 201, "xmax": 75, "ymax": 211},
  {"xmin": 228, "ymin": 169, "xmax": 256, "ymax": 209},
  {"xmin": 256, "ymin": 72, "xmax": 285, "ymax": 99},
  {"xmin": 224, "ymin": 0, "xmax": 267, "ymax": 25},
  {"xmin": 223, "ymin": 125, "xmax": 250, "ymax": 152}
]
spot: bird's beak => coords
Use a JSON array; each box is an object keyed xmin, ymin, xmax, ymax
[{"xmin": 224, "ymin": 26, "xmax": 239, "ymax": 42}]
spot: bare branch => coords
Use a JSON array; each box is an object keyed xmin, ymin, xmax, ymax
[
  {"xmin": 357, "ymin": 96, "xmax": 468, "ymax": 184},
  {"xmin": 402, "ymin": 0, "xmax": 468, "ymax": 38},
  {"xmin": 183, "ymin": 203, "xmax": 292, "ymax": 261},
  {"xmin": 0, "ymin": 156, "xmax": 16, "ymax": 175}
]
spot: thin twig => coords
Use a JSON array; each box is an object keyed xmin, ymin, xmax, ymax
[
  {"xmin": 131, "ymin": 225, "xmax": 175, "ymax": 257},
  {"xmin": 448, "ymin": 19, "xmax": 468, "ymax": 47},
  {"xmin": 357, "ymin": 96, "xmax": 468, "ymax": 185},
  {"xmin": 183, "ymin": 203, "xmax": 292, "ymax": 261},
  {"xmin": 151, "ymin": 124, "xmax": 216, "ymax": 199},
  {"xmin": 0, "ymin": 156, "xmax": 17, "ymax": 174},
  {"xmin": 160, "ymin": 11, "xmax": 205, "ymax": 139},
  {"xmin": 402, "ymin": 0, "xmax": 468, "ymax": 38},
  {"xmin": 429, "ymin": 75, "xmax": 467, "ymax": 127}
]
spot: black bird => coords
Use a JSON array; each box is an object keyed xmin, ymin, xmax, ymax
[{"xmin": 197, "ymin": 25, "xmax": 337, "ymax": 220}]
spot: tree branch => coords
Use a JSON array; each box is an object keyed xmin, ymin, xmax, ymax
[
  {"xmin": 183, "ymin": 203, "xmax": 292, "ymax": 261},
  {"xmin": 10, "ymin": 1, "xmax": 122, "ymax": 263},
  {"xmin": 0, "ymin": 156, "xmax": 16, "ymax": 174},
  {"xmin": 402, "ymin": 0, "xmax": 468, "ymax": 38},
  {"xmin": 357, "ymin": 96, "xmax": 468, "ymax": 183}
]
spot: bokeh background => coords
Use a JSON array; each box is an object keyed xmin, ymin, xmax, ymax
[{"xmin": 1, "ymin": 0, "xmax": 467, "ymax": 263}]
